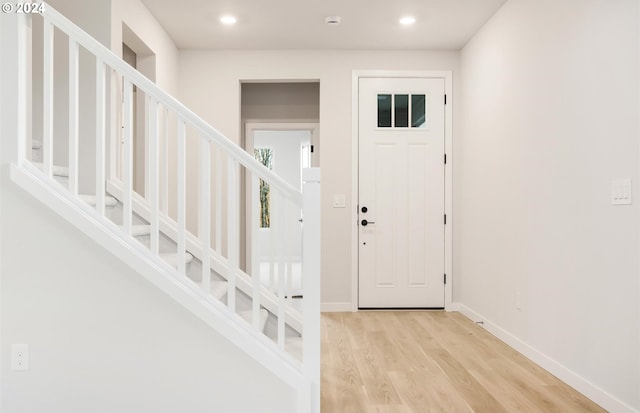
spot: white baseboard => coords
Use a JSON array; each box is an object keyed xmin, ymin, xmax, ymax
[
  {"xmin": 321, "ymin": 302, "xmax": 353, "ymax": 312},
  {"xmin": 446, "ymin": 301, "xmax": 460, "ymax": 312},
  {"xmin": 454, "ymin": 302, "xmax": 639, "ymax": 413}
]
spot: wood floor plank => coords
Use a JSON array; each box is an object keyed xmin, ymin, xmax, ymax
[
  {"xmin": 354, "ymin": 344, "xmax": 402, "ymax": 405},
  {"xmin": 324, "ymin": 314, "xmax": 364, "ymax": 387},
  {"xmin": 389, "ymin": 367, "xmax": 474, "ymax": 413},
  {"xmin": 320, "ymin": 311, "xmax": 605, "ymax": 413},
  {"xmin": 427, "ymin": 347, "xmax": 509, "ymax": 413}
]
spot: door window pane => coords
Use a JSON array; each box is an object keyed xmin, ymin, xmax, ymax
[
  {"xmin": 377, "ymin": 94, "xmax": 392, "ymax": 127},
  {"xmin": 395, "ymin": 94, "xmax": 409, "ymax": 128},
  {"xmin": 411, "ymin": 94, "xmax": 426, "ymax": 128}
]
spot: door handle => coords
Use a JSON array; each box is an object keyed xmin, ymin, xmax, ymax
[{"xmin": 361, "ymin": 219, "xmax": 375, "ymax": 226}]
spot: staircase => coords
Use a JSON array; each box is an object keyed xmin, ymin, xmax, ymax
[{"xmin": 1, "ymin": 3, "xmax": 320, "ymax": 412}]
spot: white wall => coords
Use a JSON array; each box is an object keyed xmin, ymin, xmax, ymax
[
  {"xmin": 242, "ymin": 82, "xmax": 320, "ymax": 122},
  {"xmin": 178, "ymin": 50, "xmax": 461, "ymax": 309},
  {"xmin": 0, "ymin": 173, "xmax": 296, "ymax": 413},
  {"xmin": 111, "ymin": 0, "xmax": 178, "ymax": 96},
  {"xmin": 458, "ymin": 0, "xmax": 640, "ymax": 411}
]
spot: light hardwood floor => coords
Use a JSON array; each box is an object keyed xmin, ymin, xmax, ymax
[{"xmin": 321, "ymin": 311, "xmax": 606, "ymax": 413}]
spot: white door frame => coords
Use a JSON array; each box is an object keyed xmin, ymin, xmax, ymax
[{"xmin": 351, "ymin": 70, "xmax": 453, "ymax": 312}]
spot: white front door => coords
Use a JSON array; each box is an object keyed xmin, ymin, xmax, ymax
[{"xmin": 358, "ymin": 77, "xmax": 445, "ymax": 308}]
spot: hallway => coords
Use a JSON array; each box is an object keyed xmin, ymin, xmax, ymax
[{"xmin": 320, "ymin": 311, "xmax": 605, "ymax": 413}]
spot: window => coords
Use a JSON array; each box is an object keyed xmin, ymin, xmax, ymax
[
  {"xmin": 411, "ymin": 95, "xmax": 426, "ymax": 128},
  {"xmin": 395, "ymin": 94, "xmax": 409, "ymax": 128},
  {"xmin": 377, "ymin": 94, "xmax": 392, "ymax": 127},
  {"xmin": 254, "ymin": 148, "xmax": 273, "ymax": 228},
  {"xmin": 377, "ymin": 93, "xmax": 427, "ymax": 129}
]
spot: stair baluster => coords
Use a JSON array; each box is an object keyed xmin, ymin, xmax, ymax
[
  {"xmin": 199, "ymin": 138, "xmax": 212, "ymax": 293},
  {"xmin": 149, "ymin": 98, "xmax": 160, "ymax": 256},
  {"xmin": 42, "ymin": 17, "xmax": 53, "ymax": 179},
  {"xmin": 68, "ymin": 38, "xmax": 79, "ymax": 196},
  {"xmin": 176, "ymin": 120, "xmax": 187, "ymax": 276},
  {"xmin": 95, "ymin": 58, "xmax": 106, "ymax": 216},
  {"xmin": 122, "ymin": 78, "xmax": 134, "ymax": 237},
  {"xmin": 227, "ymin": 157, "xmax": 239, "ymax": 313},
  {"xmin": 251, "ymin": 172, "xmax": 261, "ymax": 332}
]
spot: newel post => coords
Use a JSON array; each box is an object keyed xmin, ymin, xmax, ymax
[
  {"xmin": 302, "ymin": 167, "xmax": 321, "ymax": 413},
  {"xmin": 0, "ymin": 11, "xmax": 29, "ymax": 166}
]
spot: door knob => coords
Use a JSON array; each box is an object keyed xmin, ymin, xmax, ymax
[{"xmin": 361, "ymin": 219, "xmax": 375, "ymax": 226}]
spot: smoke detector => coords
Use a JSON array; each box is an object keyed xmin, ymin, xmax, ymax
[{"xmin": 325, "ymin": 16, "xmax": 341, "ymax": 26}]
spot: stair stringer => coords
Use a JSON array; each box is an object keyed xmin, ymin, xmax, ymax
[{"xmin": 10, "ymin": 162, "xmax": 308, "ymax": 394}]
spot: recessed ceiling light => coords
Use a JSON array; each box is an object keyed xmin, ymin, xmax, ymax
[
  {"xmin": 220, "ymin": 15, "xmax": 237, "ymax": 25},
  {"xmin": 325, "ymin": 16, "xmax": 341, "ymax": 26},
  {"xmin": 400, "ymin": 16, "xmax": 416, "ymax": 25}
]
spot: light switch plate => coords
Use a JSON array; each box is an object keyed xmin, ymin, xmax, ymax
[
  {"xmin": 611, "ymin": 179, "xmax": 632, "ymax": 205},
  {"xmin": 333, "ymin": 194, "xmax": 346, "ymax": 208}
]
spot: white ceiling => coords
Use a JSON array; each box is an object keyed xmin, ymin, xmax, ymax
[{"xmin": 140, "ymin": 0, "xmax": 507, "ymax": 50}]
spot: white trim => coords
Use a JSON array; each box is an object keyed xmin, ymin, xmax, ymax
[
  {"xmin": 302, "ymin": 167, "xmax": 321, "ymax": 413},
  {"xmin": 244, "ymin": 121, "xmax": 320, "ymax": 168},
  {"xmin": 637, "ymin": 2, "xmax": 640, "ymax": 404},
  {"xmin": 321, "ymin": 302, "xmax": 353, "ymax": 312},
  {"xmin": 0, "ymin": 19, "xmax": 3, "ymax": 410},
  {"xmin": 455, "ymin": 303, "xmax": 639, "ymax": 413},
  {"xmin": 351, "ymin": 70, "xmax": 454, "ymax": 312}
]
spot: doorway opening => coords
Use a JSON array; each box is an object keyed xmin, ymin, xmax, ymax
[
  {"xmin": 239, "ymin": 81, "xmax": 320, "ymax": 298},
  {"xmin": 118, "ymin": 23, "xmax": 156, "ymax": 196},
  {"xmin": 351, "ymin": 71, "xmax": 453, "ymax": 311}
]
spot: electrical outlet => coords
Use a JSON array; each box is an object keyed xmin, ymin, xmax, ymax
[
  {"xmin": 11, "ymin": 344, "xmax": 29, "ymax": 371},
  {"xmin": 515, "ymin": 292, "xmax": 522, "ymax": 311}
]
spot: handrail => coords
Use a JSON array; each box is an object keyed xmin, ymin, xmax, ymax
[{"xmin": 40, "ymin": 2, "xmax": 303, "ymax": 206}]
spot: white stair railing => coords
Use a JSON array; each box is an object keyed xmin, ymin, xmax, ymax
[{"xmin": 2, "ymin": 4, "xmax": 319, "ymax": 412}]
